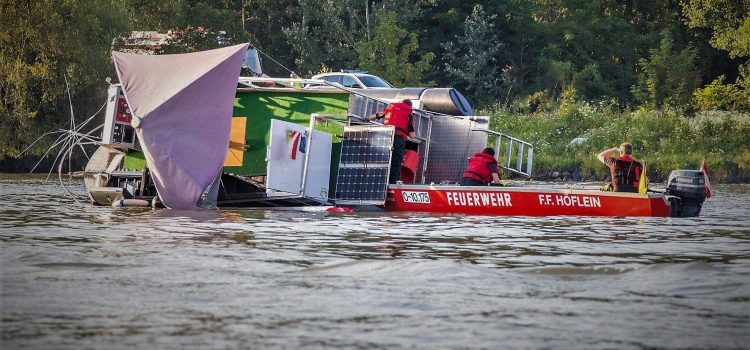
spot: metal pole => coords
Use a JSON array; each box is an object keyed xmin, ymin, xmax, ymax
[
  {"xmin": 526, "ymin": 147, "xmax": 534, "ymax": 176},
  {"xmin": 300, "ymin": 113, "xmax": 317, "ymax": 197},
  {"xmin": 420, "ymin": 117, "xmax": 433, "ymax": 184}
]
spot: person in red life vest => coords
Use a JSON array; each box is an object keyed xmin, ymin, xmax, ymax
[
  {"xmin": 367, "ymin": 99, "xmax": 416, "ymax": 183},
  {"xmin": 459, "ymin": 147, "xmax": 502, "ymax": 186},
  {"xmin": 597, "ymin": 143, "xmax": 644, "ymax": 192}
]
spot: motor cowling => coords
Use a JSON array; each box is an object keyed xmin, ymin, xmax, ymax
[{"xmin": 666, "ymin": 170, "xmax": 707, "ymax": 217}]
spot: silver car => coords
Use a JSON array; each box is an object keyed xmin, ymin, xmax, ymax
[{"xmin": 310, "ymin": 72, "xmax": 393, "ymax": 89}]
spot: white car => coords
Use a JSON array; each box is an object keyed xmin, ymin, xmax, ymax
[{"xmin": 309, "ymin": 72, "xmax": 393, "ymax": 89}]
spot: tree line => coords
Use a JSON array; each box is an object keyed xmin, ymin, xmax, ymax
[{"xmin": 1, "ymin": 0, "xmax": 748, "ymax": 161}]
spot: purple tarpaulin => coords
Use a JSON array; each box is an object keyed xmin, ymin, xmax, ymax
[{"xmin": 112, "ymin": 43, "xmax": 249, "ymax": 209}]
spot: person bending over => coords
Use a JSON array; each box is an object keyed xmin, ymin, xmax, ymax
[{"xmin": 459, "ymin": 147, "xmax": 501, "ymax": 186}]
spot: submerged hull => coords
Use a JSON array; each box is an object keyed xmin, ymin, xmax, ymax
[{"xmin": 385, "ymin": 184, "xmax": 676, "ymax": 217}]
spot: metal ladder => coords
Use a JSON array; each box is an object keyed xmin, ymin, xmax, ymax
[{"xmin": 472, "ymin": 129, "xmax": 534, "ymax": 178}]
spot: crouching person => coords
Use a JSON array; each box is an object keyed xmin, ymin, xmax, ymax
[{"xmin": 459, "ymin": 147, "xmax": 502, "ymax": 186}]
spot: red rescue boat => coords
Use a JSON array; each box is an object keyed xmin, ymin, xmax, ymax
[{"xmin": 385, "ymin": 184, "xmax": 673, "ymax": 217}]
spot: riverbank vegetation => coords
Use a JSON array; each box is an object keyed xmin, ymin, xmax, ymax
[
  {"xmin": 1, "ymin": 0, "xmax": 748, "ymax": 181},
  {"xmin": 487, "ymin": 106, "xmax": 750, "ymax": 183}
]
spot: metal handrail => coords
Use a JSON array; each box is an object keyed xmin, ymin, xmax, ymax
[
  {"xmin": 471, "ymin": 129, "xmax": 534, "ymax": 178},
  {"xmin": 309, "ymin": 113, "xmax": 428, "ymax": 146}
]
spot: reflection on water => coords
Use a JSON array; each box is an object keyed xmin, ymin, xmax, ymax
[{"xmin": 1, "ymin": 175, "xmax": 749, "ymax": 349}]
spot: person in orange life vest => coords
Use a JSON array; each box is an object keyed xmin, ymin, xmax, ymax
[
  {"xmin": 459, "ymin": 147, "xmax": 502, "ymax": 186},
  {"xmin": 597, "ymin": 143, "xmax": 643, "ymax": 192},
  {"xmin": 367, "ymin": 99, "xmax": 416, "ymax": 183}
]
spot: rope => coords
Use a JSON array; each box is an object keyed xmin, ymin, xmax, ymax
[{"xmin": 253, "ymin": 46, "xmax": 296, "ymax": 76}]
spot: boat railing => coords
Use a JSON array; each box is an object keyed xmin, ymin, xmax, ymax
[
  {"xmin": 309, "ymin": 113, "xmax": 353, "ymax": 127},
  {"xmin": 238, "ymin": 76, "xmax": 436, "ymax": 140},
  {"xmin": 472, "ymin": 129, "xmax": 533, "ymax": 178},
  {"xmin": 346, "ymin": 93, "xmax": 434, "ymax": 142}
]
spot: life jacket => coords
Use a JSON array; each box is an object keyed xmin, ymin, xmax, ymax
[
  {"xmin": 463, "ymin": 152, "xmax": 498, "ymax": 184},
  {"xmin": 611, "ymin": 155, "xmax": 642, "ymax": 193},
  {"xmin": 383, "ymin": 102, "xmax": 412, "ymax": 139}
]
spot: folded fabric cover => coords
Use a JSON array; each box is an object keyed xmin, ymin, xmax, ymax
[{"xmin": 113, "ymin": 43, "xmax": 249, "ymax": 209}]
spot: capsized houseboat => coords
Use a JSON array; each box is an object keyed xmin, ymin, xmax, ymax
[{"xmin": 82, "ymin": 44, "xmax": 709, "ymax": 217}]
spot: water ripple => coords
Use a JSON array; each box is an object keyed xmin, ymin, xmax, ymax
[{"xmin": 1, "ymin": 175, "xmax": 749, "ymax": 349}]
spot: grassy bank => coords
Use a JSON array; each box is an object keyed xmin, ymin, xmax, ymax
[{"xmin": 485, "ymin": 103, "xmax": 750, "ymax": 183}]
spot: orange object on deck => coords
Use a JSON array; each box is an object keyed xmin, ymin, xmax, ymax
[
  {"xmin": 224, "ymin": 116, "xmax": 247, "ymax": 166},
  {"xmin": 400, "ymin": 150, "xmax": 420, "ymax": 184}
]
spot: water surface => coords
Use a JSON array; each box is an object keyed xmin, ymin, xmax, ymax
[{"xmin": 1, "ymin": 175, "xmax": 749, "ymax": 349}]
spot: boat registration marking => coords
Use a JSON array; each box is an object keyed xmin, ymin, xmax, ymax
[
  {"xmin": 538, "ymin": 194, "xmax": 602, "ymax": 208},
  {"xmin": 402, "ymin": 191, "xmax": 431, "ymax": 204}
]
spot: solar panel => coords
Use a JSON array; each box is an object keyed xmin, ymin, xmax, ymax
[{"xmin": 335, "ymin": 125, "xmax": 394, "ymax": 205}]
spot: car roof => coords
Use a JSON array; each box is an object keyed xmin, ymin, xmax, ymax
[
  {"xmin": 312, "ymin": 72, "xmax": 375, "ymax": 78},
  {"xmin": 308, "ymin": 72, "xmax": 393, "ymax": 89}
]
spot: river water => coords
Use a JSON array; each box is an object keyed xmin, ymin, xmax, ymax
[{"xmin": 1, "ymin": 174, "xmax": 749, "ymax": 349}]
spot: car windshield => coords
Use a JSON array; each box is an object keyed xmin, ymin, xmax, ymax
[
  {"xmin": 322, "ymin": 75, "xmax": 342, "ymax": 84},
  {"xmin": 341, "ymin": 75, "xmax": 360, "ymax": 88},
  {"xmin": 358, "ymin": 75, "xmax": 392, "ymax": 88}
]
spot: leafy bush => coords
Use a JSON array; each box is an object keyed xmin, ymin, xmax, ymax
[
  {"xmin": 484, "ymin": 105, "xmax": 750, "ymax": 182},
  {"xmin": 693, "ymin": 74, "xmax": 750, "ymax": 112}
]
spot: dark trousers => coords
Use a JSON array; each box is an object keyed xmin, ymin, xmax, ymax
[
  {"xmin": 389, "ymin": 136, "xmax": 406, "ymax": 184},
  {"xmin": 459, "ymin": 177, "xmax": 487, "ymax": 186}
]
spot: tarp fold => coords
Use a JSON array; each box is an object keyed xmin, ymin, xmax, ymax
[{"xmin": 113, "ymin": 43, "xmax": 249, "ymax": 209}]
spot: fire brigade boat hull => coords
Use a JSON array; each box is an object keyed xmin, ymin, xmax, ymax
[{"xmin": 384, "ymin": 184, "xmax": 684, "ymax": 217}]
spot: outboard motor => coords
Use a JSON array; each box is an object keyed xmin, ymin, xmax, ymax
[{"xmin": 666, "ymin": 170, "xmax": 707, "ymax": 217}]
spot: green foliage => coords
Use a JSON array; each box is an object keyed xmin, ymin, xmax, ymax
[
  {"xmin": 356, "ymin": 11, "xmax": 435, "ymax": 87},
  {"xmin": 693, "ymin": 74, "xmax": 750, "ymax": 111},
  {"xmin": 632, "ymin": 31, "xmax": 700, "ymax": 110},
  {"xmin": 682, "ymin": 0, "xmax": 750, "ymax": 112},
  {"xmin": 236, "ymin": 0, "xmax": 298, "ymax": 77},
  {"xmin": 158, "ymin": 26, "xmax": 250, "ymax": 54},
  {"xmin": 524, "ymin": 91, "xmax": 553, "ymax": 114},
  {"xmin": 282, "ymin": 0, "xmax": 363, "ymax": 76},
  {"xmin": 125, "ymin": 1, "xmax": 253, "ymax": 53},
  {"xmin": 442, "ymin": 5, "xmax": 507, "ymax": 105},
  {"xmin": 681, "ymin": 0, "xmax": 750, "ymax": 59},
  {"xmin": 124, "ymin": 0, "xmax": 188, "ymax": 30},
  {"xmin": 558, "ymin": 88, "xmax": 579, "ymax": 115},
  {"xmin": 486, "ymin": 105, "xmax": 750, "ymax": 182},
  {"xmin": 0, "ymin": 0, "xmax": 130, "ymax": 159},
  {"xmin": 572, "ymin": 64, "xmax": 606, "ymax": 99},
  {"xmin": 3, "ymin": 0, "xmax": 750, "ymax": 169},
  {"xmin": 533, "ymin": 0, "xmax": 662, "ymax": 102}
]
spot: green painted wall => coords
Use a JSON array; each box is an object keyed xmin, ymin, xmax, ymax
[
  {"xmin": 123, "ymin": 149, "xmax": 146, "ymax": 171},
  {"xmin": 224, "ymin": 90, "xmax": 350, "ymax": 176},
  {"xmin": 122, "ymin": 90, "xmax": 350, "ymax": 196}
]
